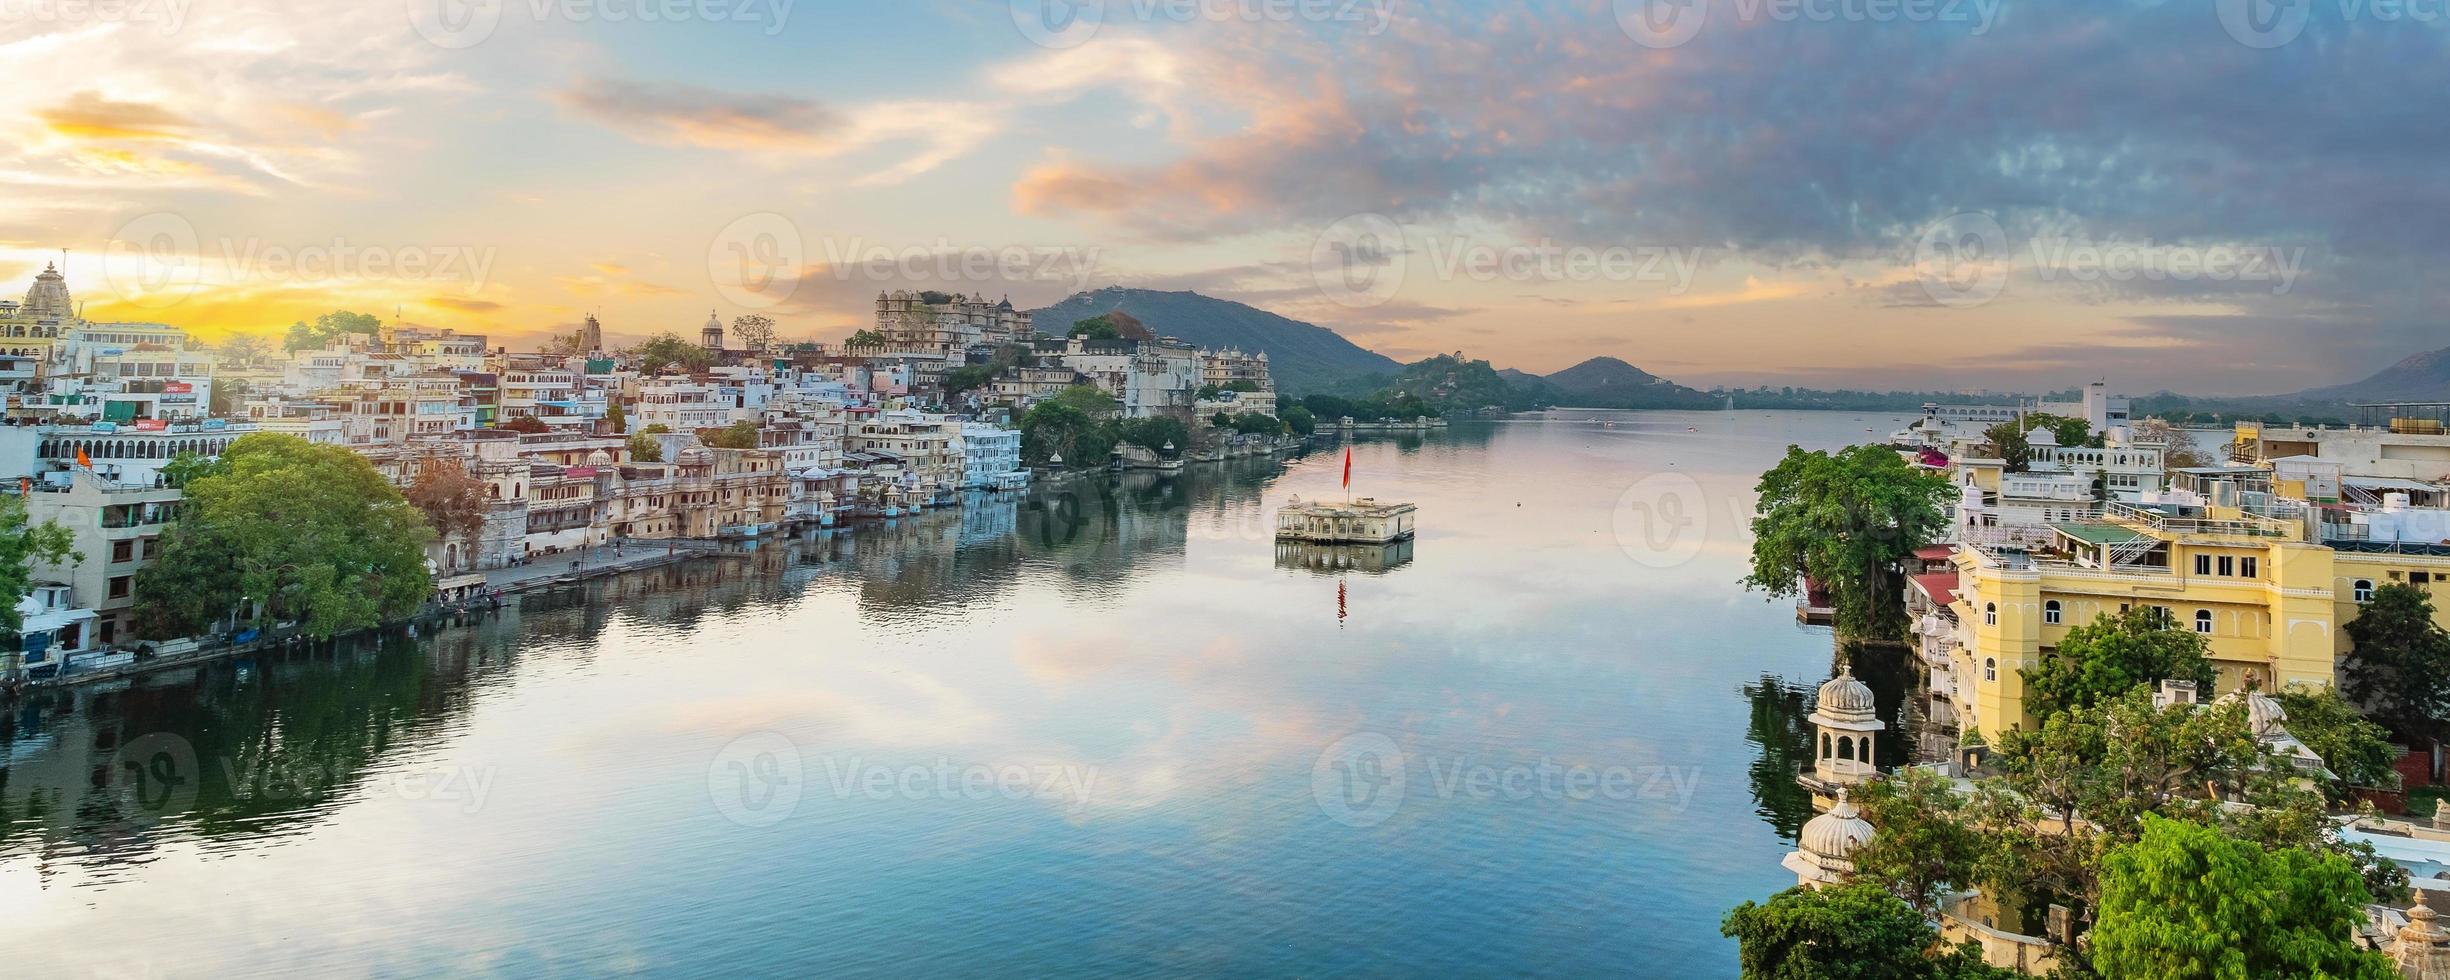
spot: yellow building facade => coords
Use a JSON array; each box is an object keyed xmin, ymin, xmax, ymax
[{"xmin": 1947, "ymin": 502, "xmax": 2348, "ymax": 741}]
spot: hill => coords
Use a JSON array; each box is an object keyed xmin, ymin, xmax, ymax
[
  {"xmin": 1029, "ymin": 287, "xmax": 1400, "ymax": 393},
  {"xmin": 2294, "ymin": 345, "xmax": 2450, "ymax": 402},
  {"xmin": 1541, "ymin": 356, "xmax": 1718, "ymax": 409}
]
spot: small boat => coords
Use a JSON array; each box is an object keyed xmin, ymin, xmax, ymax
[{"xmin": 1686, "ymin": 426, "xmax": 1698, "ymax": 432}]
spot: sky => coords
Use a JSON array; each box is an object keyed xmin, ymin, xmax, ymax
[{"xmin": 2, "ymin": 0, "xmax": 2443, "ymax": 395}]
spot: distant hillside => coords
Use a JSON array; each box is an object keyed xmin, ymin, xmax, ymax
[
  {"xmin": 1029, "ymin": 287, "xmax": 1400, "ymax": 393},
  {"xmin": 1381, "ymin": 353, "xmax": 1554, "ymax": 412},
  {"xmin": 1542, "ymin": 356, "xmax": 1717, "ymax": 409},
  {"xmin": 2295, "ymin": 345, "xmax": 2450, "ymax": 402}
]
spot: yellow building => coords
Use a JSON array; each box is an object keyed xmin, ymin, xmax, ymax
[{"xmin": 1946, "ymin": 500, "xmax": 2342, "ymax": 741}]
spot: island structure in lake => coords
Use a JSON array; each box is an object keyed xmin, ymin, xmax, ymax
[{"xmin": 1275, "ymin": 496, "xmax": 1417, "ymax": 544}]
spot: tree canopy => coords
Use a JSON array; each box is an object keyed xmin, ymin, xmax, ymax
[
  {"xmin": 404, "ymin": 462, "xmax": 486, "ymax": 550},
  {"xmin": 2022, "ymin": 607, "xmax": 2218, "ymax": 718},
  {"xmin": 626, "ymin": 432, "xmax": 664, "ymax": 463},
  {"xmin": 281, "ymin": 311, "xmax": 383, "ymax": 352},
  {"xmin": 2090, "ymin": 815, "xmax": 2396, "ymax": 980},
  {"xmin": 0, "ymin": 495, "xmax": 76, "ymax": 639},
  {"xmin": 1982, "ymin": 412, "xmax": 2097, "ymax": 472},
  {"xmin": 133, "ymin": 434, "xmax": 434, "ymax": 640},
  {"xmin": 630, "ymin": 332, "xmax": 714, "ymax": 374},
  {"xmin": 1742, "ymin": 444, "xmax": 1953, "ymax": 639},
  {"xmin": 2342, "ymin": 581, "xmax": 2450, "ymax": 746},
  {"xmin": 1722, "ymin": 884, "xmax": 2012, "ymax": 979},
  {"xmin": 696, "ymin": 420, "xmax": 761, "ymax": 450}
]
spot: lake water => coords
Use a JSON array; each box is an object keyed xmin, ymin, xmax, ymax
[{"xmin": 1, "ymin": 410, "xmax": 1892, "ymax": 977}]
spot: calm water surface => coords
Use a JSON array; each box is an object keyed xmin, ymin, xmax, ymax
[{"xmin": 2, "ymin": 411, "xmax": 1891, "ymax": 977}]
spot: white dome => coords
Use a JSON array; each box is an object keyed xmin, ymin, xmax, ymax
[
  {"xmin": 1799, "ymin": 794, "xmax": 1874, "ymax": 862},
  {"xmin": 587, "ymin": 449, "xmax": 615, "ymax": 467},
  {"xmin": 677, "ymin": 446, "xmax": 714, "ymax": 466},
  {"xmin": 2027, "ymin": 426, "xmax": 2060, "ymax": 447},
  {"xmin": 1817, "ymin": 667, "xmax": 1877, "ymax": 717}
]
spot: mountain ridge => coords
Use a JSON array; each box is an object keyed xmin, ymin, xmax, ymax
[{"xmin": 1027, "ymin": 287, "xmax": 1400, "ymax": 394}]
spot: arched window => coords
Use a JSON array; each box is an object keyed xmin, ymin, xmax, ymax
[
  {"xmin": 1984, "ymin": 657, "xmax": 1997, "ymax": 681},
  {"xmin": 1984, "ymin": 602, "xmax": 1997, "ymax": 626},
  {"xmin": 2196, "ymin": 609, "xmax": 2214, "ymax": 634},
  {"xmin": 1820, "ymin": 733, "xmax": 1831, "ymax": 759},
  {"xmin": 2354, "ymin": 579, "xmax": 2375, "ymax": 602},
  {"xmin": 1837, "ymin": 736, "xmax": 1855, "ymax": 761},
  {"xmin": 2044, "ymin": 600, "xmax": 2062, "ymax": 625}
]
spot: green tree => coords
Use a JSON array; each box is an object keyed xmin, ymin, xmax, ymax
[
  {"xmin": 2341, "ymin": 581, "xmax": 2450, "ymax": 746},
  {"xmin": 1981, "ymin": 412, "xmax": 2096, "ymax": 472},
  {"xmin": 626, "ymin": 432, "xmax": 663, "ymax": 463},
  {"xmin": 696, "ymin": 420, "xmax": 761, "ymax": 449},
  {"xmin": 1742, "ymin": 444, "xmax": 1953, "ymax": 639},
  {"xmin": 1048, "ymin": 383, "xmax": 1119, "ymax": 417},
  {"xmin": 2091, "ymin": 815, "xmax": 2395, "ymax": 980},
  {"xmin": 1117, "ymin": 415, "xmax": 1189, "ymax": 452},
  {"xmin": 1068, "ymin": 314, "xmax": 1126, "ymax": 340},
  {"xmin": 132, "ymin": 434, "xmax": 433, "ymax": 640},
  {"xmin": 1850, "ymin": 766, "xmax": 1992, "ymax": 916},
  {"xmin": 942, "ymin": 365, "xmax": 996, "ymax": 396},
  {"xmin": 640, "ymin": 423, "xmax": 671, "ymax": 435},
  {"xmin": 1281, "ymin": 405, "xmax": 1317, "ymax": 437},
  {"xmin": 0, "ymin": 495, "xmax": 77, "ymax": 639},
  {"xmin": 1019, "ymin": 401, "xmax": 1112, "ymax": 468},
  {"xmin": 160, "ymin": 450, "xmax": 228, "ymax": 489},
  {"xmin": 281, "ymin": 311, "xmax": 383, "ymax": 352},
  {"xmin": 2023, "ymin": 607, "xmax": 2218, "ymax": 718},
  {"xmin": 845, "ymin": 329, "xmax": 887, "ymax": 348},
  {"xmin": 1722, "ymin": 884, "xmax": 2012, "ymax": 979},
  {"xmin": 604, "ymin": 400, "xmax": 627, "ymax": 434},
  {"xmin": 496, "ymin": 416, "xmax": 550, "ymax": 434},
  {"xmin": 1982, "ymin": 690, "xmax": 2281, "ymax": 920},
  {"xmin": 2275, "ymin": 687, "xmax": 2400, "ymax": 794},
  {"xmin": 631, "ymin": 332, "xmax": 714, "ymax": 374}
]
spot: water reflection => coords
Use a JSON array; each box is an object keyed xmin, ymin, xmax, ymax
[
  {"xmin": 1741, "ymin": 675, "xmax": 1817, "ymax": 842},
  {"xmin": 2, "ymin": 415, "xmax": 1877, "ymax": 977},
  {"xmin": 1272, "ymin": 538, "xmax": 1416, "ymax": 574}
]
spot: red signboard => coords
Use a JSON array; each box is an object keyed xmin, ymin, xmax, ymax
[
  {"xmin": 133, "ymin": 419, "xmax": 168, "ymax": 431},
  {"xmin": 162, "ymin": 381, "xmax": 194, "ymax": 394}
]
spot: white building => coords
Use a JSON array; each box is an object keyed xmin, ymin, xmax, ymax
[{"xmin": 959, "ymin": 423, "xmax": 1026, "ymax": 490}]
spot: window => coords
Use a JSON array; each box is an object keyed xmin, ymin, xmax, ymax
[
  {"xmin": 2418, "ymin": 572, "xmax": 2435, "ymax": 587},
  {"xmin": 2355, "ymin": 579, "xmax": 2375, "ymax": 602},
  {"xmin": 1984, "ymin": 602, "xmax": 1997, "ymax": 626},
  {"xmin": 1837, "ymin": 736, "xmax": 1854, "ymax": 761},
  {"xmin": 2044, "ymin": 600, "xmax": 2062, "ymax": 625},
  {"xmin": 1984, "ymin": 658, "xmax": 1998, "ymax": 681},
  {"xmin": 2218, "ymin": 555, "xmax": 2234, "ymax": 576},
  {"xmin": 111, "ymin": 540, "xmax": 133, "ymax": 562},
  {"xmin": 2196, "ymin": 554, "xmax": 2212, "ymax": 576},
  {"xmin": 2241, "ymin": 557, "xmax": 2258, "ymax": 578},
  {"xmin": 108, "ymin": 576, "xmax": 131, "ymax": 599},
  {"xmin": 1821, "ymin": 733, "xmax": 1831, "ymax": 758},
  {"xmin": 2195, "ymin": 609, "xmax": 2214, "ymax": 634}
]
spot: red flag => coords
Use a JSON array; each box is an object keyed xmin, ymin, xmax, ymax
[{"xmin": 1341, "ymin": 447, "xmax": 1352, "ymax": 489}]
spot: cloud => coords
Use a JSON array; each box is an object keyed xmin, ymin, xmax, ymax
[
  {"xmin": 551, "ymin": 77, "xmax": 847, "ymax": 153},
  {"xmin": 36, "ymin": 91, "xmax": 192, "ymax": 141}
]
